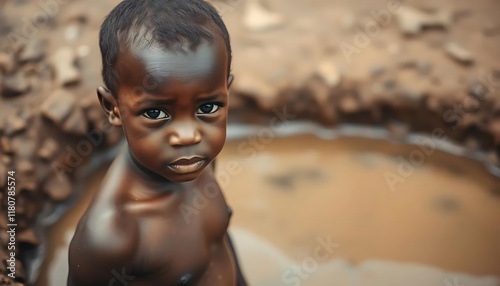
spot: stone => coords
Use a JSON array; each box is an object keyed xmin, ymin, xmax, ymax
[
  {"xmin": 316, "ymin": 62, "xmax": 341, "ymax": 87},
  {"xmin": 2, "ymin": 155, "xmax": 12, "ymax": 166},
  {"xmin": 401, "ymin": 88, "xmax": 425, "ymax": 104},
  {"xmin": 65, "ymin": 23, "xmax": 82, "ymax": 42},
  {"xmin": 18, "ymin": 229, "xmax": 40, "ymax": 246},
  {"xmin": 17, "ymin": 178, "xmax": 37, "ymax": 193},
  {"xmin": 305, "ymin": 77, "xmax": 336, "ymax": 124},
  {"xmin": 62, "ymin": 106, "xmax": 88, "ymax": 134},
  {"xmin": 50, "ymin": 47, "xmax": 81, "ymax": 86},
  {"xmin": 370, "ymin": 65, "xmax": 386, "ymax": 78},
  {"xmin": 339, "ymin": 96, "xmax": 360, "ymax": 113},
  {"xmin": 17, "ymin": 160, "xmax": 35, "ymax": 175},
  {"xmin": 38, "ymin": 138, "xmax": 60, "ymax": 161},
  {"xmin": 2, "ymin": 73, "xmax": 30, "ymax": 97},
  {"xmin": 396, "ymin": 7, "xmax": 451, "ymax": 35},
  {"xmin": 43, "ymin": 173, "xmax": 73, "ymax": 201},
  {"xmin": 0, "ymin": 52, "xmax": 15, "ymax": 73},
  {"xmin": 0, "ymin": 137, "xmax": 13, "ymax": 154},
  {"xmin": 76, "ymin": 45, "xmax": 91, "ymax": 58},
  {"xmin": 232, "ymin": 73, "xmax": 279, "ymax": 111},
  {"xmin": 489, "ymin": 120, "xmax": 500, "ymax": 143},
  {"xmin": 41, "ymin": 89, "xmax": 76, "ymax": 126},
  {"xmin": 445, "ymin": 42, "xmax": 474, "ymax": 65},
  {"xmin": 19, "ymin": 39, "xmax": 45, "ymax": 63},
  {"xmin": 0, "ymin": 161, "xmax": 5, "ymax": 187},
  {"xmin": 4, "ymin": 114, "xmax": 27, "ymax": 135},
  {"xmin": 243, "ymin": 0, "xmax": 283, "ymax": 31}
]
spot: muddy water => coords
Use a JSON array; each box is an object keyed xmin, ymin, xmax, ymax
[{"xmin": 36, "ymin": 135, "xmax": 500, "ymax": 286}]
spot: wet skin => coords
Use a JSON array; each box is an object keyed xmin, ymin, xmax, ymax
[{"xmin": 68, "ymin": 38, "xmax": 246, "ymax": 285}]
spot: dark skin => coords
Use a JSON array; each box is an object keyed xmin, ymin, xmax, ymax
[{"xmin": 67, "ymin": 38, "xmax": 246, "ymax": 285}]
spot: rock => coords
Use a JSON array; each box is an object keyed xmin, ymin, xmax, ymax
[
  {"xmin": 396, "ymin": 7, "xmax": 451, "ymax": 35},
  {"xmin": 18, "ymin": 229, "xmax": 40, "ymax": 246},
  {"xmin": 4, "ymin": 114, "xmax": 27, "ymax": 135},
  {"xmin": 65, "ymin": 23, "xmax": 82, "ymax": 42},
  {"xmin": 445, "ymin": 42, "xmax": 474, "ymax": 65},
  {"xmin": 17, "ymin": 176, "xmax": 37, "ymax": 192},
  {"xmin": 43, "ymin": 173, "xmax": 73, "ymax": 201},
  {"xmin": 2, "ymin": 73, "xmax": 30, "ymax": 97},
  {"xmin": 370, "ymin": 65, "xmax": 386, "ymax": 78},
  {"xmin": 17, "ymin": 160, "xmax": 35, "ymax": 175},
  {"xmin": 19, "ymin": 39, "xmax": 45, "ymax": 63},
  {"xmin": 76, "ymin": 45, "xmax": 90, "ymax": 58},
  {"xmin": 305, "ymin": 77, "xmax": 336, "ymax": 124},
  {"xmin": 50, "ymin": 47, "xmax": 81, "ymax": 86},
  {"xmin": 489, "ymin": 120, "xmax": 500, "ymax": 143},
  {"xmin": 383, "ymin": 79, "xmax": 397, "ymax": 90},
  {"xmin": 243, "ymin": 0, "xmax": 283, "ymax": 31},
  {"xmin": 41, "ymin": 89, "xmax": 76, "ymax": 126},
  {"xmin": 339, "ymin": 96, "xmax": 360, "ymax": 113},
  {"xmin": 0, "ymin": 52, "xmax": 15, "ymax": 73},
  {"xmin": 62, "ymin": 106, "xmax": 88, "ymax": 134},
  {"xmin": 0, "ymin": 137, "xmax": 13, "ymax": 154},
  {"xmin": 401, "ymin": 88, "xmax": 425, "ymax": 104},
  {"xmin": 232, "ymin": 73, "xmax": 279, "ymax": 111},
  {"xmin": 468, "ymin": 78, "xmax": 489, "ymax": 100},
  {"xmin": 38, "ymin": 138, "xmax": 60, "ymax": 161},
  {"xmin": 0, "ymin": 162, "xmax": 5, "ymax": 186},
  {"xmin": 316, "ymin": 62, "xmax": 341, "ymax": 87},
  {"xmin": 2, "ymin": 155, "xmax": 12, "ymax": 166}
]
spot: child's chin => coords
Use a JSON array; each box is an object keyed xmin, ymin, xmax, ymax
[{"xmin": 166, "ymin": 171, "xmax": 202, "ymax": 183}]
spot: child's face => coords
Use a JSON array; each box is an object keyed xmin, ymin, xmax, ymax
[{"xmin": 109, "ymin": 39, "xmax": 230, "ymax": 183}]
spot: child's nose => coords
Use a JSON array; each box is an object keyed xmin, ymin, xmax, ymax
[{"xmin": 168, "ymin": 123, "xmax": 202, "ymax": 146}]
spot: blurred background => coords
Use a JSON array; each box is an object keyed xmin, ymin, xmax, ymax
[{"xmin": 0, "ymin": 0, "xmax": 499, "ymax": 285}]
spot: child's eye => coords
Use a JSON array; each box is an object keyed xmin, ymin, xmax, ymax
[
  {"xmin": 142, "ymin": 109, "xmax": 169, "ymax": 120},
  {"xmin": 197, "ymin": 103, "xmax": 221, "ymax": 115}
]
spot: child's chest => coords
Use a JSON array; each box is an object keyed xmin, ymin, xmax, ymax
[{"xmin": 131, "ymin": 185, "xmax": 233, "ymax": 284}]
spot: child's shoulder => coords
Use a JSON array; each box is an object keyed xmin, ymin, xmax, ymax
[{"xmin": 68, "ymin": 196, "xmax": 140, "ymax": 284}]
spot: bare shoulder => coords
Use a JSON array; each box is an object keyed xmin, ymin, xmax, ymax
[{"xmin": 67, "ymin": 195, "xmax": 139, "ymax": 286}]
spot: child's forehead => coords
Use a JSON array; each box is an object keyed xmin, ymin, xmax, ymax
[{"xmin": 118, "ymin": 39, "xmax": 228, "ymax": 84}]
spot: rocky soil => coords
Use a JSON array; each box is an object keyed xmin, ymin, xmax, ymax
[{"xmin": 0, "ymin": 0, "xmax": 499, "ymax": 284}]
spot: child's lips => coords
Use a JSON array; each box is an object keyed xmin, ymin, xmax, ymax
[{"xmin": 168, "ymin": 156, "xmax": 205, "ymax": 174}]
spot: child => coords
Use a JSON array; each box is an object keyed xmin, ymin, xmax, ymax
[{"xmin": 67, "ymin": 0, "xmax": 247, "ymax": 285}]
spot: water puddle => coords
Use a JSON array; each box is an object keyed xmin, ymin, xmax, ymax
[{"xmin": 35, "ymin": 132, "xmax": 500, "ymax": 286}]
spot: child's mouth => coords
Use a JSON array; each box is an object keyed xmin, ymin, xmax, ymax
[{"xmin": 168, "ymin": 157, "xmax": 205, "ymax": 174}]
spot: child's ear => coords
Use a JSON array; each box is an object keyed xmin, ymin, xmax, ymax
[
  {"xmin": 97, "ymin": 86, "xmax": 122, "ymax": 126},
  {"xmin": 227, "ymin": 74, "xmax": 234, "ymax": 89}
]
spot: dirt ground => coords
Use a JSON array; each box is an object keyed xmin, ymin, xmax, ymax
[{"xmin": 0, "ymin": 0, "xmax": 500, "ymax": 285}]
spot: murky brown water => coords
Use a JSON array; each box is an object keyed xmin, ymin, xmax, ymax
[{"xmin": 36, "ymin": 135, "xmax": 500, "ymax": 286}]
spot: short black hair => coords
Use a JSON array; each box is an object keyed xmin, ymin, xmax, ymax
[{"xmin": 99, "ymin": 0, "xmax": 232, "ymax": 96}]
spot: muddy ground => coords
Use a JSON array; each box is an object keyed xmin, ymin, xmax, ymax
[{"xmin": 0, "ymin": 0, "xmax": 499, "ymax": 285}]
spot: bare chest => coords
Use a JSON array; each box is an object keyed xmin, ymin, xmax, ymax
[{"xmin": 131, "ymin": 188, "xmax": 233, "ymax": 284}]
